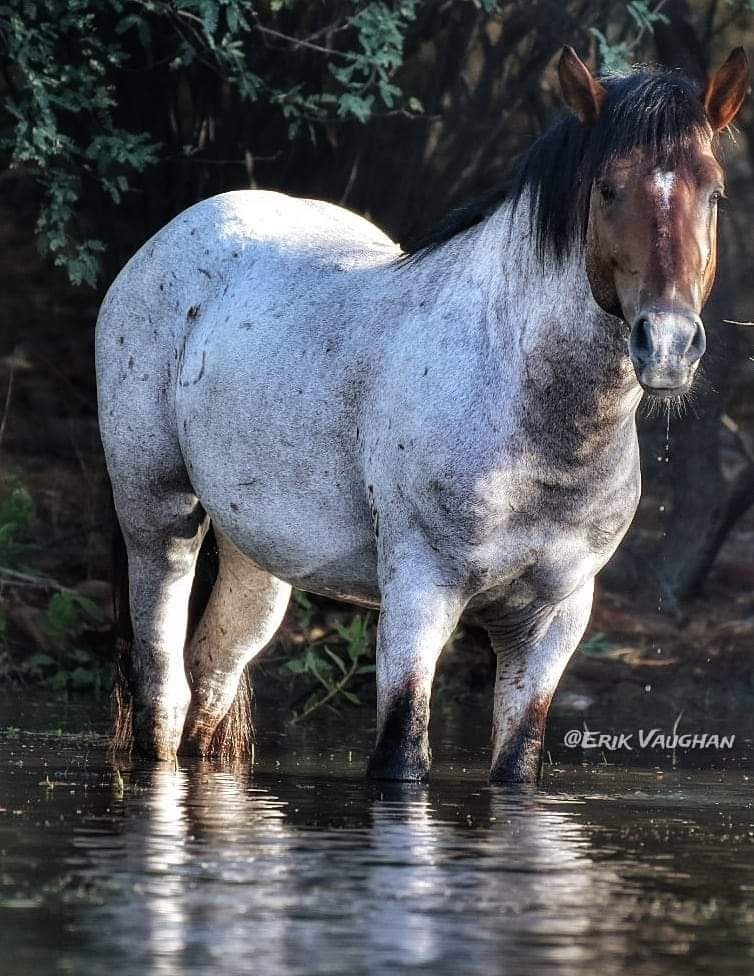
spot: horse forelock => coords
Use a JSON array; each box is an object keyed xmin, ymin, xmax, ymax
[{"xmin": 403, "ymin": 66, "xmax": 717, "ymax": 267}]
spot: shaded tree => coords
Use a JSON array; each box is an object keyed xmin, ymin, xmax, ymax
[{"xmin": 2, "ymin": 0, "xmax": 754, "ymax": 618}]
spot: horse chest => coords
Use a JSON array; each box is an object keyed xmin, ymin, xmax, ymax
[{"xmin": 442, "ymin": 446, "xmax": 641, "ymax": 610}]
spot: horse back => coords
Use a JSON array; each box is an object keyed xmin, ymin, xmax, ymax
[{"xmin": 96, "ymin": 191, "xmax": 401, "ymax": 599}]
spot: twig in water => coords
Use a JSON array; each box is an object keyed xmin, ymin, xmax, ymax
[
  {"xmin": 0, "ymin": 365, "xmax": 14, "ymax": 464},
  {"xmin": 671, "ymin": 708, "xmax": 685, "ymax": 769}
]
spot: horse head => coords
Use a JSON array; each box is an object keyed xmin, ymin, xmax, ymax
[{"xmin": 559, "ymin": 46, "xmax": 749, "ymax": 398}]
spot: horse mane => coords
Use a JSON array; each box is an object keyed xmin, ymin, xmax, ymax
[{"xmin": 402, "ymin": 66, "xmax": 717, "ymax": 265}]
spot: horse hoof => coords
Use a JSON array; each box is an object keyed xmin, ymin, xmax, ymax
[
  {"xmin": 132, "ymin": 703, "xmax": 184, "ymax": 761},
  {"xmin": 179, "ymin": 707, "xmax": 220, "ymax": 758},
  {"xmin": 366, "ymin": 751, "xmax": 430, "ymax": 782},
  {"xmin": 178, "ymin": 732, "xmax": 213, "ymax": 758},
  {"xmin": 488, "ymin": 754, "xmax": 542, "ymax": 785}
]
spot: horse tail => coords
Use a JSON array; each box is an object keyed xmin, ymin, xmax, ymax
[
  {"xmin": 110, "ymin": 505, "xmax": 252, "ymax": 759},
  {"xmin": 207, "ymin": 668, "xmax": 254, "ymax": 761},
  {"xmin": 111, "ymin": 503, "xmax": 134, "ymax": 754}
]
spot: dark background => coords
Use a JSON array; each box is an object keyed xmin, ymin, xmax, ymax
[{"xmin": 2, "ymin": 0, "xmax": 754, "ymax": 712}]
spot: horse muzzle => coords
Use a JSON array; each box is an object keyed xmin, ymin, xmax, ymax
[{"xmin": 628, "ymin": 309, "xmax": 706, "ymax": 398}]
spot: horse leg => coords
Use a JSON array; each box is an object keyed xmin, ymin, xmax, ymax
[
  {"xmin": 485, "ymin": 581, "xmax": 594, "ymax": 784},
  {"xmin": 180, "ymin": 531, "xmax": 291, "ymax": 758},
  {"xmin": 116, "ymin": 491, "xmax": 207, "ymax": 760},
  {"xmin": 367, "ymin": 563, "xmax": 465, "ymax": 781}
]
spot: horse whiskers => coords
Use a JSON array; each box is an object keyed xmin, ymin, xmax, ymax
[
  {"xmin": 676, "ymin": 388, "xmax": 698, "ymax": 420},
  {"xmin": 640, "ymin": 394, "xmax": 663, "ymax": 421},
  {"xmin": 639, "ymin": 372, "xmax": 704, "ymax": 423}
]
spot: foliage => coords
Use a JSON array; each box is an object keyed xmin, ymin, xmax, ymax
[
  {"xmin": 1, "ymin": 581, "xmax": 106, "ymax": 692},
  {"xmin": 589, "ymin": 1, "xmax": 669, "ymax": 74},
  {"xmin": 327, "ymin": 1, "xmax": 420, "ymax": 125},
  {"xmin": 23, "ymin": 645, "xmax": 108, "ymax": 694},
  {"xmin": 282, "ymin": 609, "xmax": 375, "ymax": 721},
  {"xmin": 291, "ymin": 588, "xmax": 316, "ymax": 630},
  {"xmin": 43, "ymin": 589, "xmax": 102, "ymax": 644},
  {"xmin": 0, "ymin": 0, "xmax": 431, "ymax": 284},
  {"xmin": 0, "ymin": 1, "xmax": 158, "ymax": 284},
  {"xmin": 0, "ymin": 480, "xmax": 34, "ymax": 567},
  {"xmin": 0, "ymin": 479, "xmax": 108, "ymax": 693}
]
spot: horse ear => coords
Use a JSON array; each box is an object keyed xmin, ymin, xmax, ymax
[
  {"xmin": 704, "ymin": 47, "xmax": 750, "ymax": 131},
  {"xmin": 558, "ymin": 46, "xmax": 607, "ymax": 126}
]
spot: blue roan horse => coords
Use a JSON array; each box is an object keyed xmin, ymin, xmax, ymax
[{"xmin": 97, "ymin": 47, "xmax": 748, "ymax": 782}]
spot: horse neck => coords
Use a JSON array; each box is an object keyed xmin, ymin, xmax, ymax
[{"xmin": 463, "ymin": 196, "xmax": 643, "ymax": 428}]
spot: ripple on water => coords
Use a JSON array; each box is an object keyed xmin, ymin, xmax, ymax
[{"xmin": 0, "ymin": 713, "xmax": 753, "ymax": 976}]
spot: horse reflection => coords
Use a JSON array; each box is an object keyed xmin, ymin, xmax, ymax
[
  {"xmin": 77, "ymin": 767, "xmax": 635, "ymax": 975},
  {"xmin": 362, "ymin": 784, "xmax": 626, "ymax": 974},
  {"xmin": 84, "ymin": 763, "xmax": 292, "ymax": 974}
]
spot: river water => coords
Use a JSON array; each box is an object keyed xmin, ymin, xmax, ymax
[{"xmin": 1, "ymin": 699, "xmax": 753, "ymax": 976}]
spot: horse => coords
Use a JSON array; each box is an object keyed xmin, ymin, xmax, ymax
[{"xmin": 96, "ymin": 46, "xmax": 749, "ymax": 782}]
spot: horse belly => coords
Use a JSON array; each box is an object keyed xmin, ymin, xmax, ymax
[
  {"xmin": 176, "ymin": 341, "xmax": 380, "ymax": 604},
  {"xmin": 226, "ymin": 479, "xmax": 378, "ymax": 600},
  {"xmin": 190, "ymin": 452, "xmax": 379, "ymax": 602}
]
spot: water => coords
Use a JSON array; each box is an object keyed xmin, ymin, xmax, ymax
[{"xmin": 2, "ymin": 701, "xmax": 754, "ymax": 976}]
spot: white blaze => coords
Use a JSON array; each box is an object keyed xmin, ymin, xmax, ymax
[{"xmin": 653, "ymin": 170, "xmax": 676, "ymax": 210}]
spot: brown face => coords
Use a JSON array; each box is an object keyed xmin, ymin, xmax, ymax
[
  {"xmin": 584, "ymin": 140, "xmax": 722, "ymax": 395},
  {"xmin": 558, "ymin": 45, "xmax": 750, "ymax": 398}
]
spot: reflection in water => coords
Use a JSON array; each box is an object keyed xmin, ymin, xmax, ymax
[
  {"xmin": 74, "ymin": 769, "xmax": 630, "ymax": 975},
  {"xmin": 90, "ymin": 764, "xmax": 295, "ymax": 974},
  {"xmin": 2, "ymin": 730, "xmax": 754, "ymax": 976},
  {"xmin": 137, "ymin": 768, "xmax": 189, "ymax": 971},
  {"xmin": 364, "ymin": 788, "xmax": 605, "ymax": 974},
  {"xmin": 367, "ymin": 791, "xmax": 443, "ymax": 969}
]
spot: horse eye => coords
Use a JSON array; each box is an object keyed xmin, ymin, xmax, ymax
[
  {"xmin": 599, "ymin": 182, "xmax": 617, "ymax": 204},
  {"xmin": 709, "ymin": 189, "xmax": 725, "ymax": 206}
]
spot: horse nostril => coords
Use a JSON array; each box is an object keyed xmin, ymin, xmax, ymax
[
  {"xmin": 631, "ymin": 316, "xmax": 654, "ymax": 365},
  {"xmin": 689, "ymin": 318, "xmax": 706, "ymax": 361}
]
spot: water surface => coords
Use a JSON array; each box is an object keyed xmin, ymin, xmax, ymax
[{"xmin": 1, "ymin": 700, "xmax": 753, "ymax": 975}]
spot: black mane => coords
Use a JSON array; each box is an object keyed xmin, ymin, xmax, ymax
[{"xmin": 403, "ymin": 67, "xmax": 715, "ymax": 264}]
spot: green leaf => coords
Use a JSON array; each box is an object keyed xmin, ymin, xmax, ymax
[
  {"xmin": 70, "ymin": 667, "xmax": 95, "ymax": 689},
  {"xmin": 43, "ymin": 590, "xmax": 101, "ymax": 640},
  {"xmin": 336, "ymin": 93, "xmax": 375, "ymax": 123},
  {"xmin": 323, "ymin": 646, "xmax": 348, "ymax": 675},
  {"xmin": 284, "ymin": 658, "xmax": 308, "ymax": 674},
  {"xmin": 25, "ymin": 652, "xmax": 57, "ymax": 670}
]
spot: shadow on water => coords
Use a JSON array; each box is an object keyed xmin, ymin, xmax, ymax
[{"xmin": 1, "ymin": 700, "xmax": 754, "ymax": 976}]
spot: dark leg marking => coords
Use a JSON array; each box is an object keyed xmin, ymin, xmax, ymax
[
  {"xmin": 367, "ymin": 684, "xmax": 430, "ymax": 782},
  {"xmin": 489, "ymin": 695, "xmax": 550, "ymax": 785}
]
